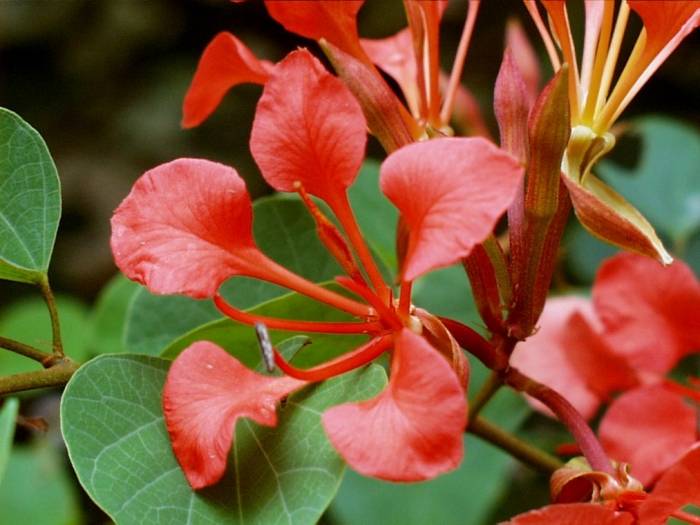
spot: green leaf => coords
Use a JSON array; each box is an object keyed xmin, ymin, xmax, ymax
[
  {"xmin": 0, "ymin": 441, "xmax": 82, "ymax": 525},
  {"xmin": 0, "ymin": 398, "xmax": 18, "ymax": 484},
  {"xmin": 0, "ymin": 108, "xmax": 61, "ymax": 284},
  {"xmin": 598, "ymin": 117, "xmax": 700, "ymax": 246},
  {"xmin": 86, "ymin": 273, "xmax": 141, "ymax": 356},
  {"xmin": 0, "ymin": 296, "xmax": 88, "ymax": 376},
  {"xmin": 329, "ymin": 358, "xmax": 530, "ymax": 525},
  {"xmin": 61, "ymin": 354, "xmax": 386, "ymax": 525},
  {"xmin": 125, "ymin": 195, "xmax": 343, "ymax": 355},
  {"xmin": 161, "ymin": 284, "xmax": 366, "ymax": 367},
  {"xmin": 348, "ymin": 159, "xmax": 398, "ymax": 273},
  {"xmin": 413, "ymin": 264, "xmax": 481, "ymax": 328}
]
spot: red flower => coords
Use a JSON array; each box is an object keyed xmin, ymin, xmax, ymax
[
  {"xmin": 506, "ymin": 446, "xmax": 700, "ymax": 524},
  {"xmin": 111, "ymin": 48, "xmax": 524, "ymax": 488},
  {"xmin": 511, "ymin": 253, "xmax": 700, "ymax": 485},
  {"xmin": 182, "ymin": 0, "xmax": 487, "ymax": 139}
]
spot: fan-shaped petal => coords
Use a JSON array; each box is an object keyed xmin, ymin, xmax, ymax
[
  {"xmin": 322, "ymin": 329, "xmax": 466, "ymax": 481},
  {"xmin": 593, "ymin": 253, "xmax": 700, "ymax": 374},
  {"xmin": 111, "ymin": 158, "xmax": 266, "ymax": 298},
  {"xmin": 598, "ymin": 385, "xmax": 698, "ymax": 486},
  {"xmin": 511, "ymin": 297, "xmax": 603, "ymax": 420},
  {"xmin": 163, "ymin": 341, "xmax": 305, "ymax": 489},
  {"xmin": 380, "ymin": 137, "xmax": 523, "ymax": 281},
  {"xmin": 182, "ymin": 32, "xmax": 273, "ymax": 128},
  {"xmin": 639, "ymin": 446, "xmax": 700, "ymax": 525},
  {"xmin": 250, "ymin": 49, "xmax": 366, "ymax": 205},
  {"xmin": 264, "ymin": 0, "xmax": 366, "ymax": 61}
]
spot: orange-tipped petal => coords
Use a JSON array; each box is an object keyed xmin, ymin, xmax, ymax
[
  {"xmin": 182, "ymin": 32, "xmax": 273, "ymax": 128},
  {"xmin": 250, "ymin": 49, "xmax": 366, "ymax": 205},
  {"xmin": 639, "ymin": 446, "xmax": 700, "ymax": 525},
  {"xmin": 322, "ymin": 329, "xmax": 466, "ymax": 482},
  {"xmin": 264, "ymin": 0, "xmax": 367, "ymax": 62},
  {"xmin": 593, "ymin": 253, "xmax": 700, "ymax": 374},
  {"xmin": 380, "ymin": 137, "xmax": 524, "ymax": 282},
  {"xmin": 111, "ymin": 158, "xmax": 267, "ymax": 299},
  {"xmin": 163, "ymin": 341, "xmax": 305, "ymax": 489},
  {"xmin": 598, "ymin": 385, "xmax": 698, "ymax": 487}
]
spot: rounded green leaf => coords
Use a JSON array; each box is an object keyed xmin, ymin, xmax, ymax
[
  {"xmin": 0, "ymin": 108, "xmax": 61, "ymax": 283},
  {"xmin": 61, "ymin": 354, "xmax": 386, "ymax": 525}
]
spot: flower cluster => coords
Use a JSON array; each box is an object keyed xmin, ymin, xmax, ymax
[
  {"xmin": 111, "ymin": 47, "xmax": 523, "ymax": 487},
  {"xmin": 109, "ymin": 0, "xmax": 700, "ymax": 522}
]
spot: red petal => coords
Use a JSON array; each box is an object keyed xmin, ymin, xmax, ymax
[
  {"xmin": 163, "ymin": 341, "xmax": 305, "ymax": 489},
  {"xmin": 593, "ymin": 253, "xmax": 700, "ymax": 374},
  {"xmin": 322, "ymin": 329, "xmax": 466, "ymax": 481},
  {"xmin": 111, "ymin": 158, "xmax": 265, "ymax": 298},
  {"xmin": 629, "ymin": 1, "xmax": 700, "ymax": 61},
  {"xmin": 361, "ymin": 29, "xmax": 419, "ymax": 116},
  {"xmin": 380, "ymin": 137, "xmax": 523, "ymax": 281},
  {"xmin": 182, "ymin": 32, "xmax": 273, "ymax": 128},
  {"xmin": 264, "ymin": 0, "xmax": 367, "ymax": 61},
  {"xmin": 599, "ymin": 385, "xmax": 698, "ymax": 486},
  {"xmin": 506, "ymin": 503, "xmax": 634, "ymax": 525},
  {"xmin": 639, "ymin": 446, "xmax": 700, "ymax": 525},
  {"xmin": 511, "ymin": 297, "xmax": 603, "ymax": 420},
  {"xmin": 250, "ymin": 49, "xmax": 366, "ymax": 205}
]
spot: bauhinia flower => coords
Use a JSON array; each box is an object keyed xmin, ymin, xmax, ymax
[
  {"xmin": 512, "ymin": 253, "xmax": 700, "ymax": 486},
  {"xmin": 181, "ymin": 0, "xmax": 488, "ymax": 150},
  {"xmin": 524, "ymin": 0, "xmax": 700, "ymax": 263},
  {"xmin": 111, "ymin": 48, "xmax": 524, "ymax": 488}
]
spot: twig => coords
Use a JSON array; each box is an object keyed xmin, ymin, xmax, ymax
[
  {"xmin": 38, "ymin": 276, "xmax": 63, "ymax": 357},
  {"xmin": 0, "ymin": 358, "xmax": 78, "ymax": 396}
]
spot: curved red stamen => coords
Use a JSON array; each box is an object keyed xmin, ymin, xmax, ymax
[
  {"xmin": 662, "ymin": 378, "xmax": 700, "ymax": 403},
  {"xmin": 335, "ymin": 276, "xmax": 402, "ymax": 330},
  {"xmin": 214, "ymin": 294, "xmax": 382, "ymax": 335},
  {"xmin": 273, "ymin": 334, "xmax": 394, "ymax": 382}
]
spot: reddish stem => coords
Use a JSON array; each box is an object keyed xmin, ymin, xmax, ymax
[
  {"xmin": 273, "ymin": 334, "xmax": 393, "ymax": 382},
  {"xmin": 439, "ymin": 317, "xmax": 509, "ymax": 371},
  {"xmin": 214, "ymin": 294, "xmax": 382, "ymax": 335},
  {"xmin": 505, "ymin": 367, "xmax": 614, "ymax": 475}
]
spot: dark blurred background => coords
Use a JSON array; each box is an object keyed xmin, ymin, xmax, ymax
[{"xmin": 1, "ymin": 0, "xmax": 697, "ymax": 302}]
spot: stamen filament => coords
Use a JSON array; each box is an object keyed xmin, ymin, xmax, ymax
[
  {"xmin": 595, "ymin": 27, "xmax": 647, "ymax": 132},
  {"xmin": 214, "ymin": 294, "xmax": 381, "ymax": 334},
  {"xmin": 581, "ymin": 0, "xmax": 614, "ymax": 123},
  {"xmin": 295, "ymin": 182, "xmax": 365, "ymax": 283},
  {"xmin": 273, "ymin": 334, "xmax": 393, "ymax": 382},
  {"xmin": 335, "ymin": 276, "xmax": 402, "ymax": 330},
  {"xmin": 671, "ymin": 510, "xmax": 700, "ymax": 525},
  {"xmin": 662, "ymin": 378, "xmax": 700, "ymax": 402},
  {"xmin": 594, "ymin": 0, "xmax": 630, "ymax": 122},
  {"xmin": 398, "ymin": 281, "xmax": 412, "ymax": 318},
  {"xmin": 440, "ymin": 0, "xmax": 480, "ymax": 126},
  {"xmin": 246, "ymin": 252, "xmax": 371, "ymax": 318},
  {"xmin": 523, "ymin": 0, "xmax": 561, "ymax": 71},
  {"xmin": 329, "ymin": 193, "xmax": 390, "ymax": 300},
  {"xmin": 545, "ymin": 3, "xmax": 581, "ymax": 118},
  {"xmin": 424, "ymin": 4, "xmax": 442, "ymax": 126}
]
